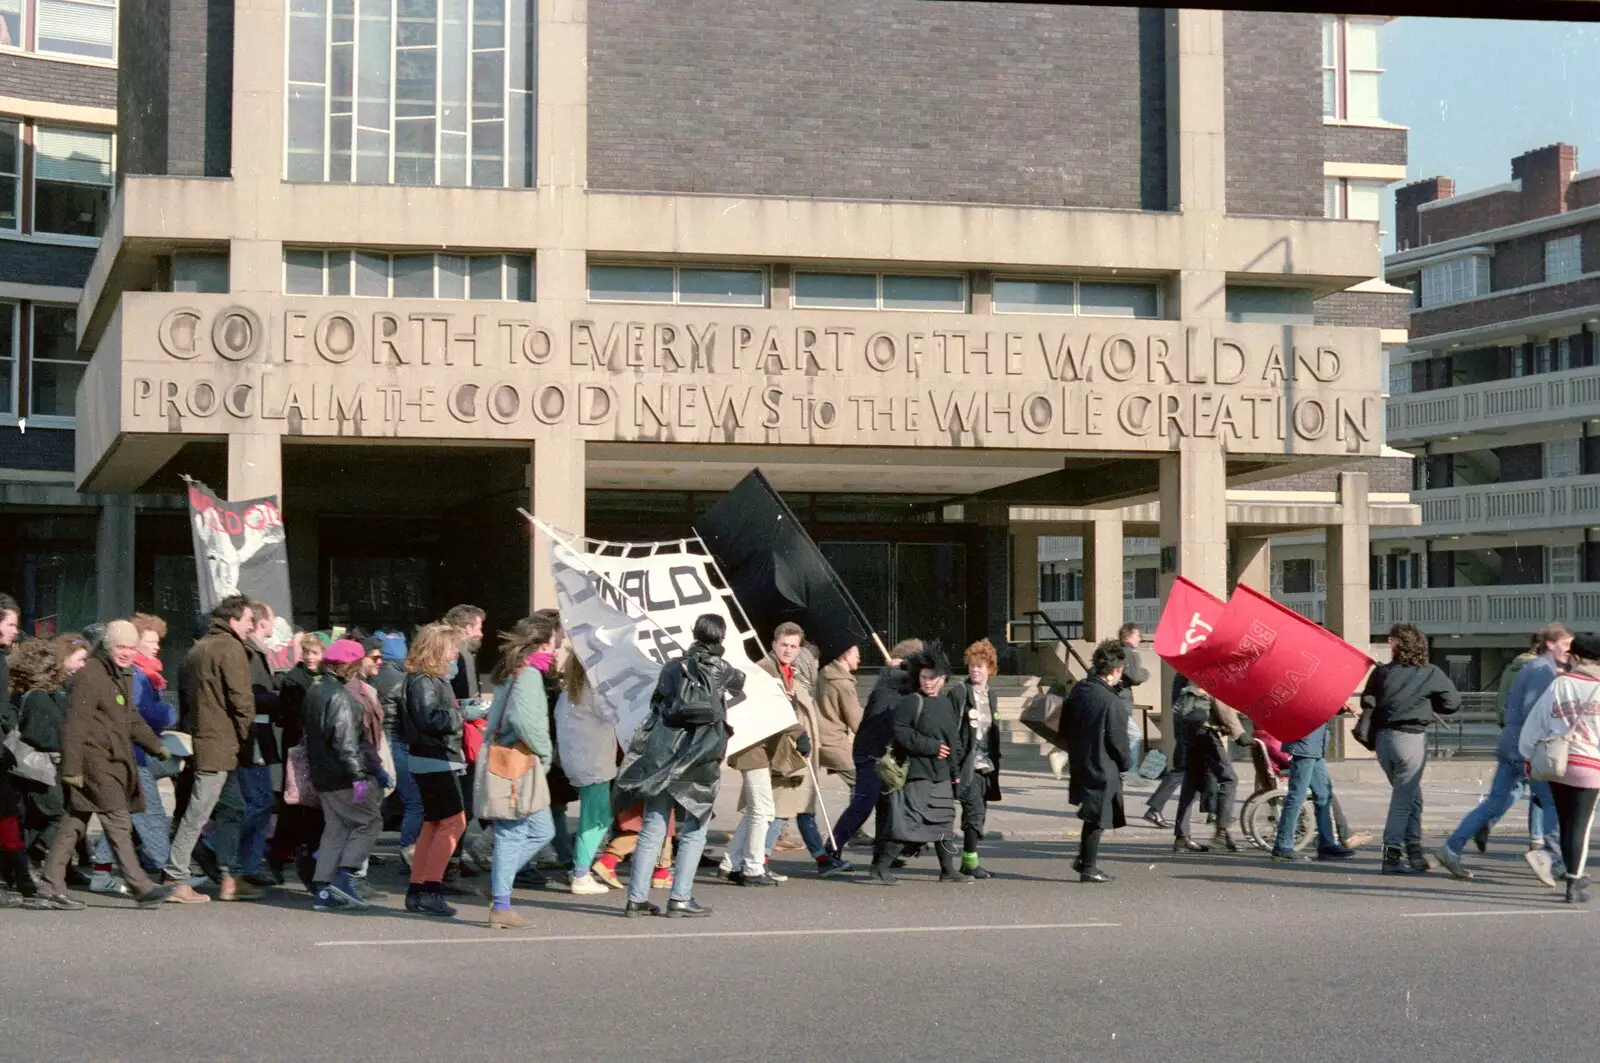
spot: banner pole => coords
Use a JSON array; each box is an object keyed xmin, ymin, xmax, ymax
[{"xmin": 871, "ymin": 632, "xmax": 892, "ymax": 665}]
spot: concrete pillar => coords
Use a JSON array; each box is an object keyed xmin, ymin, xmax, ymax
[
  {"xmin": 1165, "ymin": 8, "xmax": 1227, "ymax": 322},
  {"xmin": 1157, "ymin": 440, "xmax": 1229, "ymax": 750},
  {"xmin": 1229, "ymin": 535, "xmax": 1271, "ymax": 594},
  {"xmin": 227, "ymin": 432, "xmax": 282, "ymax": 500},
  {"xmin": 1010, "ymin": 528, "xmax": 1040, "ymax": 627},
  {"xmin": 1082, "ymin": 517, "xmax": 1124, "ymax": 642},
  {"xmin": 1326, "ymin": 472, "xmax": 1371, "ymax": 648},
  {"xmin": 529, "ymin": 437, "xmax": 585, "ymax": 610},
  {"xmin": 94, "ymin": 496, "xmax": 135, "ymax": 622}
]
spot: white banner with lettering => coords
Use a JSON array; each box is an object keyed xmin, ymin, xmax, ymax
[{"xmin": 538, "ymin": 522, "xmax": 795, "ymax": 758}]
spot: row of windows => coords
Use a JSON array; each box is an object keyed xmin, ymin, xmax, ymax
[
  {"xmin": 0, "ymin": 301, "xmax": 83, "ymax": 423},
  {"xmin": 0, "ymin": 119, "xmax": 114, "ymax": 239},
  {"xmin": 1412, "ymin": 236, "xmax": 1586, "ymax": 311},
  {"xmin": 1396, "ymin": 337, "xmax": 1596, "ymax": 396},
  {"xmin": 285, "ymin": 248, "xmax": 534, "ymax": 301},
  {"xmin": 0, "ymin": 0, "xmax": 116, "ymax": 62}
]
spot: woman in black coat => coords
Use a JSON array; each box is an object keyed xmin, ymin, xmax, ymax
[
  {"xmin": 1061, "ymin": 640, "xmax": 1134, "ymax": 883},
  {"xmin": 11, "ymin": 637, "xmax": 69, "ymax": 865},
  {"xmin": 869, "ymin": 645, "xmax": 971, "ymax": 886}
]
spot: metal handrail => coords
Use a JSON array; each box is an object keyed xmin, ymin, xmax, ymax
[{"xmin": 1021, "ymin": 609, "xmax": 1092, "ymax": 676}]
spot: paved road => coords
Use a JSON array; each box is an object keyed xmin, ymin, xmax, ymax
[{"xmin": 5, "ymin": 816, "xmax": 1592, "ymax": 1063}]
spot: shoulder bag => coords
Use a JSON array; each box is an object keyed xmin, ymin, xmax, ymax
[
  {"xmin": 3, "ymin": 729, "xmax": 56, "ymax": 787},
  {"xmin": 875, "ymin": 695, "xmax": 923, "ymax": 794},
  {"xmin": 475, "ymin": 672, "xmax": 550, "ymax": 820},
  {"xmin": 284, "ymin": 744, "xmax": 319, "ymax": 807}
]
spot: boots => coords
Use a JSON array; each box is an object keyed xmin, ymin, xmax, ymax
[
  {"xmin": 935, "ymin": 841, "xmax": 971, "ymax": 884},
  {"xmin": 1211, "ymin": 829, "xmax": 1239, "ymax": 853},
  {"xmin": 1565, "ymin": 875, "xmax": 1591, "ymax": 905},
  {"xmin": 1405, "ymin": 844, "xmax": 1432, "ymax": 874},
  {"xmin": 867, "ymin": 847, "xmax": 900, "ymax": 885},
  {"xmin": 1382, "ymin": 846, "xmax": 1422, "ymax": 875}
]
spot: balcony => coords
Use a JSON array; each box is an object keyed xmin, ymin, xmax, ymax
[
  {"xmin": 1380, "ymin": 472, "xmax": 1600, "ymax": 539},
  {"xmin": 1386, "ymin": 365, "xmax": 1600, "ymax": 445},
  {"xmin": 1369, "ymin": 584, "xmax": 1600, "ymax": 637}
]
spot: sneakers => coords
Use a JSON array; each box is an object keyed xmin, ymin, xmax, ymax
[
  {"xmin": 1315, "ymin": 846, "xmax": 1356, "ymax": 861},
  {"xmin": 665, "ymin": 898, "xmax": 712, "ymax": 918},
  {"xmin": 623, "ymin": 900, "xmax": 660, "ymax": 918},
  {"xmin": 414, "ymin": 891, "xmax": 457, "ymax": 918},
  {"xmin": 1142, "ymin": 809, "xmax": 1171, "ymax": 829},
  {"xmin": 1271, "ymin": 849, "xmax": 1309, "ymax": 863},
  {"xmin": 218, "ymin": 875, "xmax": 264, "ymax": 902},
  {"xmin": 489, "ymin": 907, "xmax": 532, "ymax": 930},
  {"xmin": 327, "ymin": 871, "xmax": 370, "ymax": 909},
  {"xmin": 1174, "ymin": 836, "xmax": 1210, "ymax": 853},
  {"xmin": 764, "ymin": 868, "xmax": 788, "ymax": 883},
  {"xmin": 591, "ymin": 861, "xmax": 623, "ymax": 889},
  {"xmin": 165, "ymin": 882, "xmax": 211, "ymax": 904},
  {"xmin": 569, "ymin": 874, "xmax": 610, "ymax": 895},
  {"xmin": 1436, "ymin": 846, "xmax": 1474, "ymax": 881},
  {"xmin": 134, "ymin": 884, "xmax": 175, "ymax": 908},
  {"xmin": 1525, "ymin": 848, "xmax": 1559, "ymax": 888},
  {"xmin": 89, "ymin": 870, "xmax": 129, "ymax": 896},
  {"xmin": 1212, "ymin": 830, "xmax": 1239, "ymax": 853},
  {"xmin": 817, "ymin": 856, "xmax": 854, "ymax": 878},
  {"xmin": 313, "ymin": 886, "xmax": 356, "ymax": 912},
  {"xmin": 728, "ymin": 870, "xmax": 779, "ymax": 887}
]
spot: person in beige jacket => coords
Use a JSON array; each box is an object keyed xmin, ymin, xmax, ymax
[
  {"xmin": 720, "ymin": 623, "xmax": 809, "ymax": 886},
  {"xmin": 793, "ymin": 644, "xmax": 862, "ymax": 876}
]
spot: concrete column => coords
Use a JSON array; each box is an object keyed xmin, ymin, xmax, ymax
[
  {"xmin": 529, "ymin": 437, "xmax": 585, "ymax": 610},
  {"xmin": 94, "ymin": 496, "xmax": 135, "ymax": 622},
  {"xmin": 1325, "ymin": 472, "xmax": 1371, "ymax": 649},
  {"xmin": 1166, "ymin": 8, "xmax": 1227, "ymax": 322},
  {"xmin": 1157, "ymin": 440, "xmax": 1228, "ymax": 750},
  {"xmin": 1010, "ymin": 528, "xmax": 1040, "ymax": 626},
  {"xmin": 1229, "ymin": 535, "xmax": 1271, "ymax": 594},
  {"xmin": 1082, "ymin": 517, "xmax": 1124, "ymax": 642},
  {"xmin": 227, "ymin": 432, "xmax": 282, "ymax": 500},
  {"xmin": 533, "ymin": 0, "xmax": 588, "ymax": 305}
]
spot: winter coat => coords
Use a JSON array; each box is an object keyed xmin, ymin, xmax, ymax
[
  {"xmin": 245, "ymin": 643, "xmax": 282, "ymax": 766},
  {"xmin": 301, "ymin": 673, "xmax": 372, "ymax": 792},
  {"xmin": 853, "ymin": 667, "xmax": 907, "ymax": 760},
  {"xmin": 277, "ymin": 663, "xmax": 317, "ymax": 752},
  {"xmin": 373, "ymin": 659, "xmax": 407, "ymax": 739},
  {"xmin": 1116, "ymin": 645, "xmax": 1149, "ymax": 711},
  {"xmin": 814, "ymin": 659, "xmax": 862, "ymax": 772},
  {"xmin": 17, "ymin": 688, "xmax": 67, "ymax": 824},
  {"xmin": 1062, "ymin": 674, "xmax": 1132, "ymax": 828},
  {"xmin": 727, "ymin": 659, "xmax": 805, "ymax": 773},
  {"xmin": 1499, "ymin": 654, "xmax": 1562, "ymax": 763},
  {"xmin": 614, "ymin": 640, "xmax": 743, "ymax": 821},
  {"xmin": 892, "ymin": 689, "xmax": 967, "ymax": 786},
  {"xmin": 1520, "ymin": 666, "xmax": 1600, "ymax": 789},
  {"xmin": 400, "ymin": 672, "xmax": 464, "ymax": 771},
  {"xmin": 179, "ymin": 619, "xmax": 256, "ymax": 773},
  {"xmin": 766, "ymin": 657, "xmax": 823, "ymax": 819},
  {"xmin": 1496, "ymin": 652, "xmax": 1537, "ymax": 728},
  {"xmin": 1360, "ymin": 661, "xmax": 1461, "ymax": 735},
  {"xmin": 484, "ymin": 664, "xmax": 552, "ymax": 764},
  {"xmin": 949, "ymin": 679, "xmax": 1002, "ymax": 803},
  {"xmin": 450, "ymin": 647, "xmax": 481, "ymax": 702},
  {"xmin": 58, "ymin": 649, "xmax": 166, "ymax": 815},
  {"xmin": 129, "ymin": 668, "xmax": 176, "ymax": 768},
  {"xmin": 1283, "ymin": 722, "xmax": 1330, "ymax": 761},
  {"xmin": 554, "ymin": 686, "xmax": 619, "ymax": 788}
]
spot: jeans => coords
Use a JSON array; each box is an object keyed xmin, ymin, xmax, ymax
[
  {"xmin": 1376, "ymin": 729, "xmax": 1428, "ymax": 850},
  {"xmin": 727, "ymin": 768, "xmax": 774, "ymax": 874},
  {"xmin": 1273, "ymin": 756, "xmax": 1340, "ymax": 854},
  {"xmin": 91, "ymin": 763, "xmax": 170, "ymax": 872},
  {"xmin": 831, "ymin": 754, "xmax": 881, "ymax": 848},
  {"xmin": 490, "ymin": 808, "xmax": 557, "ymax": 902},
  {"xmin": 1530, "ymin": 779, "xmax": 1563, "ymax": 856},
  {"xmin": 1446, "ymin": 757, "xmax": 1529, "ymax": 854},
  {"xmin": 389, "ymin": 740, "xmax": 426, "ymax": 848},
  {"xmin": 166, "ymin": 768, "xmax": 230, "ymax": 882},
  {"xmin": 795, "ymin": 813, "xmax": 829, "ymax": 858},
  {"xmin": 627, "ymin": 793, "xmax": 708, "ymax": 904},
  {"xmin": 572, "ymin": 782, "xmax": 612, "ymax": 875},
  {"xmin": 234, "ymin": 764, "xmax": 276, "ymax": 876}
]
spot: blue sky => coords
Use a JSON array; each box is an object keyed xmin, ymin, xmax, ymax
[{"xmin": 1381, "ymin": 17, "xmax": 1600, "ymax": 251}]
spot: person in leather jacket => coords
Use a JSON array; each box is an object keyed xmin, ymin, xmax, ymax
[
  {"xmin": 301, "ymin": 638, "xmax": 385, "ymax": 910},
  {"xmin": 399, "ymin": 623, "xmax": 478, "ymax": 917}
]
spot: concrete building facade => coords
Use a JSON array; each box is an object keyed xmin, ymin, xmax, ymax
[{"xmin": 69, "ymin": 2, "xmax": 1413, "ymax": 688}]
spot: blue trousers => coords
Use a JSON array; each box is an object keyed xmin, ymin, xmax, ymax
[
  {"xmin": 234, "ymin": 765, "xmax": 276, "ymax": 876},
  {"xmin": 1273, "ymin": 757, "xmax": 1340, "ymax": 855},
  {"xmin": 1446, "ymin": 757, "xmax": 1528, "ymax": 854}
]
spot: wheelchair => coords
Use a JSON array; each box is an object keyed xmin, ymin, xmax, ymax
[{"xmin": 1238, "ymin": 739, "xmax": 1314, "ymax": 851}]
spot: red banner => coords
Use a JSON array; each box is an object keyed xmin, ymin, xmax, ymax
[{"xmin": 1154, "ymin": 582, "xmax": 1373, "ymax": 743}]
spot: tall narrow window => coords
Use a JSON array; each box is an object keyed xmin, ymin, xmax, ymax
[
  {"xmin": 0, "ymin": 120, "xmax": 17, "ymax": 232},
  {"xmin": 32, "ymin": 126, "xmax": 113, "ymax": 237},
  {"xmin": 29, "ymin": 305, "xmax": 89, "ymax": 420},
  {"xmin": 1546, "ymin": 235, "xmax": 1582, "ymax": 284},
  {"xmin": 286, "ymin": 0, "xmax": 535, "ymax": 187},
  {"xmin": 1321, "ymin": 16, "xmax": 1385, "ymax": 123},
  {"xmin": 0, "ymin": 301, "xmax": 15, "ymax": 417}
]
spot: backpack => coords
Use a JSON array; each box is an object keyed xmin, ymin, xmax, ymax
[{"xmin": 662, "ymin": 656, "xmax": 721, "ymax": 727}]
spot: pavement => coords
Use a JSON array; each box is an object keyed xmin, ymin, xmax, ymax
[{"xmin": 4, "ymin": 766, "xmax": 1593, "ymax": 1062}]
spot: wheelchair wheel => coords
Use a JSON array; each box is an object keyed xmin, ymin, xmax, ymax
[
  {"xmin": 1244, "ymin": 791, "xmax": 1315, "ymax": 852},
  {"xmin": 1238, "ymin": 793, "xmax": 1272, "ymax": 850}
]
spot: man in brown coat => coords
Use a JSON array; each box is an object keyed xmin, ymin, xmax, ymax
[
  {"xmin": 798, "ymin": 643, "xmax": 862, "ymax": 875},
  {"xmin": 37, "ymin": 621, "xmax": 176, "ymax": 909},
  {"xmin": 165, "ymin": 594, "xmax": 257, "ymax": 903},
  {"xmin": 721, "ymin": 622, "xmax": 808, "ymax": 887}
]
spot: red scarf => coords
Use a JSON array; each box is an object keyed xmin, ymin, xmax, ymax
[{"xmin": 133, "ymin": 652, "xmax": 167, "ymax": 692}]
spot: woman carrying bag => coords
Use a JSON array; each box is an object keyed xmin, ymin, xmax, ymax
[
  {"xmin": 480, "ymin": 616, "xmax": 559, "ymax": 930},
  {"xmin": 1520, "ymin": 632, "xmax": 1600, "ymax": 904}
]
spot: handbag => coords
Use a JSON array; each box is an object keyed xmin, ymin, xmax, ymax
[
  {"xmin": 284, "ymin": 744, "xmax": 320, "ymax": 807},
  {"xmin": 4, "ymin": 730, "xmax": 56, "ymax": 787},
  {"xmin": 474, "ymin": 672, "xmax": 549, "ymax": 820},
  {"xmin": 875, "ymin": 695, "xmax": 923, "ymax": 794},
  {"xmin": 1019, "ymin": 691, "xmax": 1064, "ymax": 742},
  {"xmin": 1351, "ymin": 705, "xmax": 1378, "ymax": 751},
  {"xmin": 1137, "ymin": 748, "xmax": 1167, "ymax": 780},
  {"xmin": 1529, "ymin": 734, "xmax": 1573, "ymax": 782}
]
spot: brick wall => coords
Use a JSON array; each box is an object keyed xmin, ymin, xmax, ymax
[
  {"xmin": 0, "ymin": 242, "xmax": 96, "ymax": 288},
  {"xmin": 589, "ymin": 0, "xmax": 1168, "ymax": 209},
  {"xmin": 1569, "ymin": 176, "xmax": 1600, "ymax": 210},
  {"xmin": 1313, "ymin": 290, "xmax": 1411, "ymax": 330},
  {"xmin": 1249, "ymin": 455, "xmax": 1414, "ymax": 495},
  {"xmin": 1322, "ymin": 124, "xmax": 1407, "ymax": 168},
  {"xmin": 1223, "ymin": 10, "xmax": 1322, "ymax": 218},
  {"xmin": 119, "ymin": 0, "xmax": 171, "ymax": 176},
  {"xmin": 1418, "ymin": 191, "xmax": 1522, "ymax": 244},
  {"xmin": 117, "ymin": 0, "xmax": 232, "ymax": 178},
  {"xmin": 1411, "ymin": 274, "xmax": 1600, "ymax": 340},
  {"xmin": 1395, "ymin": 177, "xmax": 1453, "ymax": 252},
  {"xmin": 0, "ymin": 427, "xmax": 74, "ymax": 472},
  {"xmin": 0, "ymin": 55, "xmax": 116, "ymax": 109},
  {"xmin": 1485, "ymin": 220, "xmax": 1600, "ymax": 291}
]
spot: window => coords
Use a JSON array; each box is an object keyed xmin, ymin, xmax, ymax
[
  {"xmin": 1224, "ymin": 287, "xmax": 1314, "ymax": 325},
  {"xmin": 1549, "ymin": 545, "xmax": 1579, "ymax": 585},
  {"xmin": 1281, "ymin": 558, "xmax": 1315, "ymax": 595},
  {"xmin": 993, "ymin": 277, "xmax": 1160, "ymax": 318},
  {"xmin": 0, "ymin": 120, "xmax": 15, "ymax": 230},
  {"xmin": 1546, "ymin": 235, "xmax": 1582, "ymax": 284},
  {"xmin": 32, "ymin": 125, "xmax": 112, "ymax": 238},
  {"xmin": 1420, "ymin": 256, "xmax": 1490, "ymax": 308},
  {"xmin": 286, "ymin": 0, "xmax": 534, "ymax": 188},
  {"xmin": 29, "ymin": 304, "xmax": 86, "ymax": 420},
  {"xmin": 587, "ymin": 264, "xmax": 766, "ymax": 307},
  {"xmin": 794, "ymin": 272, "xmax": 966, "ymax": 312},
  {"xmin": 1324, "ymin": 178, "xmax": 1385, "ymax": 228},
  {"xmin": 0, "ymin": 301, "xmax": 14, "ymax": 417},
  {"xmin": 1545, "ymin": 439, "xmax": 1579, "ymax": 479},
  {"xmin": 1321, "ymin": 16, "xmax": 1384, "ymax": 122},
  {"xmin": 37, "ymin": 0, "xmax": 115, "ymax": 59},
  {"xmin": 284, "ymin": 248, "xmax": 534, "ymax": 301},
  {"xmin": 1387, "ymin": 356, "xmax": 1411, "ymax": 396},
  {"xmin": 171, "ymin": 252, "xmax": 230, "ymax": 294},
  {"xmin": 1133, "ymin": 567, "xmax": 1158, "ymax": 600},
  {"xmin": 0, "ymin": 0, "xmax": 20, "ymax": 46}
]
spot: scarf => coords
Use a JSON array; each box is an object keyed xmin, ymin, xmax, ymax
[
  {"xmin": 133, "ymin": 652, "xmax": 167, "ymax": 692},
  {"xmin": 345, "ymin": 677, "xmax": 385, "ymax": 751},
  {"xmin": 528, "ymin": 650, "xmax": 555, "ymax": 674}
]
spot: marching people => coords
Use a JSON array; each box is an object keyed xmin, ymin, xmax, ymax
[
  {"xmin": 1518, "ymin": 632, "xmax": 1600, "ymax": 904},
  {"xmin": 1142, "ymin": 671, "xmax": 1197, "ymax": 829},
  {"xmin": 1115, "ymin": 624, "xmax": 1149, "ymax": 774},
  {"xmin": 302, "ymin": 639, "xmax": 387, "ymax": 911},
  {"xmin": 869, "ymin": 644, "xmax": 970, "ymax": 886},
  {"xmin": 832, "ymin": 638, "xmax": 921, "ymax": 852},
  {"xmin": 762, "ymin": 624, "xmax": 824, "ymax": 875},
  {"xmin": 481, "ymin": 617, "xmax": 558, "ymax": 930},
  {"xmin": 269, "ymin": 632, "xmax": 324, "ymax": 890},
  {"xmin": 1360, "ymin": 622, "xmax": 1462, "ymax": 876},
  {"xmin": 949, "ymin": 638, "xmax": 1003, "ymax": 879},
  {"xmin": 372, "ymin": 630, "xmax": 426, "ymax": 869},
  {"xmin": 12, "ymin": 637, "xmax": 70, "ymax": 871},
  {"xmin": 722, "ymin": 624, "xmax": 809, "ymax": 887},
  {"xmin": 1438, "ymin": 623, "xmax": 1573, "ymax": 881},
  {"xmin": 614, "ymin": 613, "xmax": 744, "ymax": 917},
  {"xmin": 554, "ymin": 650, "xmax": 620, "ymax": 896},
  {"xmin": 37, "ymin": 621, "xmax": 177, "ymax": 910},
  {"xmin": 1061, "ymin": 640, "xmax": 1133, "ymax": 884},
  {"xmin": 226, "ymin": 602, "xmax": 284, "ymax": 891},
  {"xmin": 0, "ymin": 594, "xmax": 40, "ymax": 907},
  {"xmin": 1171, "ymin": 678, "xmax": 1244, "ymax": 854},
  {"xmin": 1487, "ymin": 624, "xmax": 1572, "ymax": 886},
  {"xmin": 1265, "ymin": 718, "xmax": 1354, "ymax": 862},
  {"xmin": 803, "ymin": 641, "xmax": 862, "ymax": 876},
  {"xmin": 400, "ymin": 622, "xmax": 479, "ymax": 917}
]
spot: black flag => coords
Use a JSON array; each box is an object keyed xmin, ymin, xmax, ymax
[{"xmin": 693, "ymin": 469, "xmax": 874, "ymax": 666}]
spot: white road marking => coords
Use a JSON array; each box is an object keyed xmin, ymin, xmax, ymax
[
  {"xmin": 314, "ymin": 920, "xmax": 1121, "ymax": 949},
  {"xmin": 1399, "ymin": 909, "xmax": 1588, "ymax": 919}
]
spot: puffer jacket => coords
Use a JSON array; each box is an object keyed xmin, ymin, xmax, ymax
[
  {"xmin": 301, "ymin": 673, "xmax": 371, "ymax": 792},
  {"xmin": 400, "ymin": 671, "xmax": 463, "ymax": 769}
]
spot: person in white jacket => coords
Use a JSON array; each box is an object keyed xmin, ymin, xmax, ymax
[
  {"xmin": 554, "ymin": 652, "xmax": 620, "ymax": 896},
  {"xmin": 1519, "ymin": 632, "xmax": 1600, "ymax": 905}
]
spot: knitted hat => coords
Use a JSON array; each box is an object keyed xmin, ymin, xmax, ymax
[{"xmin": 104, "ymin": 620, "xmax": 139, "ymax": 648}]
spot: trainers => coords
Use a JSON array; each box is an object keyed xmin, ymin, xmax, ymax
[
  {"xmin": 489, "ymin": 907, "xmax": 532, "ymax": 930},
  {"xmin": 415, "ymin": 891, "xmax": 457, "ymax": 918},
  {"xmin": 1525, "ymin": 848, "xmax": 1559, "ymax": 888},
  {"xmin": 1271, "ymin": 849, "xmax": 1309, "ymax": 863},
  {"xmin": 728, "ymin": 870, "xmax": 779, "ymax": 887},
  {"xmin": 569, "ymin": 874, "xmax": 609, "ymax": 895},
  {"xmin": 763, "ymin": 867, "xmax": 787, "ymax": 883},
  {"xmin": 665, "ymin": 898, "xmax": 713, "ymax": 918},
  {"xmin": 817, "ymin": 856, "xmax": 854, "ymax": 878},
  {"xmin": 165, "ymin": 882, "xmax": 211, "ymax": 904},
  {"xmin": 328, "ymin": 871, "xmax": 370, "ymax": 909},
  {"xmin": 1142, "ymin": 809, "xmax": 1171, "ymax": 829},
  {"xmin": 591, "ymin": 861, "xmax": 623, "ymax": 889},
  {"xmin": 89, "ymin": 870, "xmax": 129, "ymax": 896},
  {"xmin": 313, "ymin": 886, "xmax": 355, "ymax": 912},
  {"xmin": 1436, "ymin": 846, "xmax": 1473, "ymax": 880}
]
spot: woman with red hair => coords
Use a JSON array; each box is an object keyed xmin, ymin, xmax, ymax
[{"xmin": 949, "ymin": 638, "xmax": 1003, "ymax": 879}]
